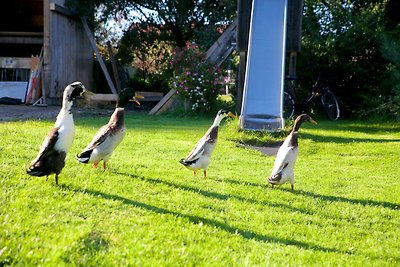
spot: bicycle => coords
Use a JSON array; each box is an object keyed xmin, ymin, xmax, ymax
[{"xmin": 283, "ymin": 75, "xmax": 340, "ymax": 121}]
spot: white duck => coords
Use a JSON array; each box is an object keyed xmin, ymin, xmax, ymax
[
  {"xmin": 27, "ymin": 82, "xmax": 90, "ymax": 184},
  {"xmin": 76, "ymin": 88, "xmax": 140, "ymax": 170},
  {"xmin": 180, "ymin": 109, "xmax": 236, "ymax": 178},
  {"xmin": 267, "ymin": 114, "xmax": 317, "ymax": 190}
]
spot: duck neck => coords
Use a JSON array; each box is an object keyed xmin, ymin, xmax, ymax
[
  {"xmin": 292, "ymin": 119, "xmax": 305, "ymax": 133},
  {"xmin": 62, "ymin": 98, "xmax": 74, "ymax": 113},
  {"xmin": 55, "ymin": 99, "xmax": 74, "ymax": 127},
  {"xmin": 109, "ymin": 107, "xmax": 124, "ymax": 127},
  {"xmin": 213, "ymin": 115, "xmax": 226, "ymax": 127}
]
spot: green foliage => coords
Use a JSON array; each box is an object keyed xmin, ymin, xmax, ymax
[
  {"xmin": 117, "ymin": 23, "xmax": 174, "ymax": 93},
  {"xmin": 375, "ymin": 34, "xmax": 400, "ymax": 119},
  {"xmin": 1, "ymin": 116, "xmax": 399, "ymax": 265},
  {"xmin": 66, "ymin": 0, "xmax": 236, "ymax": 48},
  {"xmin": 298, "ymin": 0, "xmax": 400, "ymax": 119}
]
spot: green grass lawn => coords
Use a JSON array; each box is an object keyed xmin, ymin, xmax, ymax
[{"xmin": 0, "ymin": 113, "xmax": 399, "ymax": 266}]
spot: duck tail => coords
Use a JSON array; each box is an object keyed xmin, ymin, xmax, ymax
[
  {"xmin": 267, "ymin": 172, "xmax": 282, "ymax": 184},
  {"xmin": 179, "ymin": 158, "xmax": 189, "ymax": 166},
  {"xmin": 76, "ymin": 149, "xmax": 92, "ymax": 163},
  {"xmin": 26, "ymin": 161, "xmax": 47, "ymax": 177}
]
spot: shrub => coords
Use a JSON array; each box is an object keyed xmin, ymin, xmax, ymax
[{"xmin": 170, "ymin": 43, "xmax": 223, "ymax": 113}]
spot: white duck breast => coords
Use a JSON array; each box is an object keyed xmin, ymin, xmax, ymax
[
  {"xmin": 267, "ymin": 114, "xmax": 316, "ymax": 190},
  {"xmin": 53, "ymin": 111, "xmax": 75, "ymax": 152},
  {"xmin": 268, "ymin": 132, "xmax": 298, "ymax": 186}
]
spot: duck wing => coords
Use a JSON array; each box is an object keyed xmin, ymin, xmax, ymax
[
  {"xmin": 180, "ymin": 137, "xmax": 207, "ymax": 165},
  {"xmin": 27, "ymin": 127, "xmax": 60, "ymax": 176},
  {"xmin": 77, "ymin": 125, "xmax": 111, "ymax": 162},
  {"xmin": 180, "ymin": 126, "xmax": 217, "ymax": 165}
]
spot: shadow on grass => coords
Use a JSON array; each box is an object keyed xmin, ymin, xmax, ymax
[
  {"xmin": 282, "ymin": 189, "xmax": 400, "ymax": 210},
  {"xmin": 59, "ymin": 183, "xmax": 347, "ymax": 255},
  {"xmin": 113, "ymin": 171, "xmax": 314, "ymax": 216},
  {"xmin": 300, "ymin": 133, "xmax": 400, "ymax": 144},
  {"xmin": 214, "ymin": 178, "xmax": 266, "ymax": 188},
  {"xmin": 336, "ymin": 123, "xmax": 400, "ymax": 134}
]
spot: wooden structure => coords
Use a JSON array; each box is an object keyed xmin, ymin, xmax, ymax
[
  {"xmin": 0, "ymin": 0, "xmax": 93, "ymax": 105},
  {"xmin": 205, "ymin": 20, "xmax": 237, "ymax": 66}
]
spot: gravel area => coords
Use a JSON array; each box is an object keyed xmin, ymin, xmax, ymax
[{"xmin": 0, "ymin": 104, "xmax": 130, "ymax": 122}]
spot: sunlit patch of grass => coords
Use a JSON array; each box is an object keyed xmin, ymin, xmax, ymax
[{"xmin": 0, "ymin": 114, "xmax": 399, "ymax": 266}]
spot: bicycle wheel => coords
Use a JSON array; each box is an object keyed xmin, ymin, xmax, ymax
[
  {"xmin": 283, "ymin": 91, "xmax": 295, "ymax": 120},
  {"xmin": 321, "ymin": 88, "xmax": 340, "ymax": 120}
]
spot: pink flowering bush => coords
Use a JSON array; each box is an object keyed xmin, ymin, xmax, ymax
[{"xmin": 170, "ymin": 43, "xmax": 223, "ymax": 112}]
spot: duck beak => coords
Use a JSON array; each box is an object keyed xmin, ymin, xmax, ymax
[
  {"xmin": 131, "ymin": 93, "xmax": 144, "ymax": 105},
  {"xmin": 227, "ymin": 112, "xmax": 237, "ymax": 119},
  {"xmin": 81, "ymin": 90, "xmax": 94, "ymax": 100},
  {"xmin": 309, "ymin": 118, "xmax": 317, "ymax": 124}
]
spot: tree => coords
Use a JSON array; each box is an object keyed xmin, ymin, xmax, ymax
[
  {"xmin": 66, "ymin": 0, "xmax": 237, "ymax": 97},
  {"xmin": 298, "ymin": 0, "xmax": 400, "ymax": 118},
  {"xmin": 67, "ymin": 0, "xmax": 236, "ymax": 48}
]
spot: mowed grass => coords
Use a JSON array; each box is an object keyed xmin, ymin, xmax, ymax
[{"xmin": 0, "ymin": 112, "xmax": 399, "ymax": 266}]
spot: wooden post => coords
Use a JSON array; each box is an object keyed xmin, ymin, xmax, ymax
[
  {"xmin": 286, "ymin": 0, "xmax": 304, "ymax": 53},
  {"xmin": 236, "ymin": 0, "xmax": 252, "ymax": 115},
  {"xmin": 81, "ymin": 17, "xmax": 117, "ymax": 95},
  {"xmin": 236, "ymin": 52, "xmax": 247, "ymax": 114},
  {"xmin": 106, "ymin": 41, "xmax": 122, "ymax": 93}
]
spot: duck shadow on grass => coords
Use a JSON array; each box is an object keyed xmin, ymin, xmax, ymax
[
  {"xmin": 112, "ymin": 171, "xmax": 313, "ymax": 215},
  {"xmin": 281, "ymin": 188, "xmax": 400, "ymax": 210},
  {"xmin": 59, "ymin": 182, "xmax": 346, "ymax": 255}
]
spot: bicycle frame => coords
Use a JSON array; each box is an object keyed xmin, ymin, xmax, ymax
[{"xmin": 283, "ymin": 74, "xmax": 340, "ymax": 120}]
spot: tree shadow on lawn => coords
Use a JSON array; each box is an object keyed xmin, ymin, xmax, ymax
[
  {"xmin": 281, "ymin": 189, "xmax": 400, "ymax": 210},
  {"xmin": 113, "ymin": 171, "xmax": 315, "ymax": 216},
  {"xmin": 218, "ymin": 178, "xmax": 399, "ymax": 211},
  {"xmin": 60, "ymin": 183, "xmax": 347, "ymax": 255},
  {"xmin": 214, "ymin": 177, "xmax": 266, "ymax": 188},
  {"xmin": 300, "ymin": 133, "xmax": 400, "ymax": 144}
]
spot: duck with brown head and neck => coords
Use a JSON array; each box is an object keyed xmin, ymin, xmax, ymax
[
  {"xmin": 76, "ymin": 88, "xmax": 140, "ymax": 170},
  {"xmin": 267, "ymin": 114, "xmax": 317, "ymax": 190}
]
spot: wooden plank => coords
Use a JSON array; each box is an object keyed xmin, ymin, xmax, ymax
[
  {"xmin": 149, "ymin": 89, "xmax": 177, "ymax": 115},
  {"xmin": 88, "ymin": 93, "xmax": 118, "ymax": 102},
  {"xmin": 85, "ymin": 93, "xmax": 118, "ymax": 108},
  {"xmin": 136, "ymin": 91, "xmax": 163, "ymax": 97},
  {"xmin": 154, "ymin": 94, "xmax": 178, "ymax": 114},
  {"xmin": 49, "ymin": 3, "xmax": 78, "ymax": 20},
  {"xmin": 0, "ymin": 36, "xmax": 43, "ymax": 44},
  {"xmin": 81, "ymin": 17, "xmax": 117, "ymax": 95}
]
